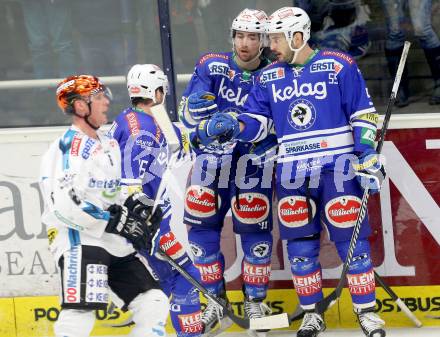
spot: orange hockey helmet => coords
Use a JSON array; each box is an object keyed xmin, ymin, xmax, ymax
[{"xmin": 56, "ymin": 75, "xmax": 110, "ymax": 113}]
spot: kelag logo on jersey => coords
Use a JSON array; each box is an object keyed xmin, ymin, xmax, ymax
[
  {"xmin": 217, "ymin": 77, "xmax": 248, "ymax": 107},
  {"xmin": 208, "ymin": 62, "xmax": 230, "ymax": 77},
  {"xmin": 287, "ymin": 99, "xmax": 317, "ymax": 130},
  {"xmin": 272, "ymin": 79, "xmax": 327, "ymax": 102},
  {"xmin": 310, "ymin": 59, "xmax": 344, "ymax": 74},
  {"xmin": 260, "ymin": 67, "xmax": 285, "ymax": 83}
]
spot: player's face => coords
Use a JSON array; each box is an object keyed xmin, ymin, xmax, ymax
[
  {"xmin": 155, "ymin": 87, "xmax": 165, "ymax": 104},
  {"xmin": 234, "ymin": 31, "xmax": 261, "ymax": 62},
  {"xmin": 269, "ymin": 33, "xmax": 294, "ymax": 62},
  {"xmin": 89, "ymin": 91, "xmax": 110, "ymax": 126}
]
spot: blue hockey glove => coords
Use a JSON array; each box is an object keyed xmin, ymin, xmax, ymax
[
  {"xmin": 195, "ymin": 112, "xmax": 240, "ymax": 146},
  {"xmin": 187, "ymin": 91, "xmax": 218, "ymax": 121},
  {"xmin": 352, "ymin": 148, "xmax": 386, "ymax": 194},
  {"xmin": 248, "ymin": 133, "xmax": 279, "ymax": 165}
]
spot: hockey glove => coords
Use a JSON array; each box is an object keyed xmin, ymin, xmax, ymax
[
  {"xmin": 248, "ymin": 133, "xmax": 279, "ymax": 165},
  {"xmin": 187, "ymin": 91, "xmax": 218, "ymax": 121},
  {"xmin": 195, "ymin": 112, "xmax": 240, "ymax": 146},
  {"xmin": 352, "ymin": 148, "xmax": 386, "ymax": 194},
  {"xmin": 124, "ymin": 193, "xmax": 163, "ymax": 255},
  {"xmin": 106, "ymin": 204, "xmax": 161, "ymax": 255},
  {"xmin": 124, "ymin": 192, "xmax": 154, "ymax": 217}
]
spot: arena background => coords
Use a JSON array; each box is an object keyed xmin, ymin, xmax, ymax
[{"xmin": 0, "ymin": 0, "xmax": 440, "ymax": 336}]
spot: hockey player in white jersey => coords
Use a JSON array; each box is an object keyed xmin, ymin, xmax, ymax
[
  {"xmin": 39, "ymin": 75, "xmax": 169, "ymax": 337},
  {"xmin": 196, "ymin": 7, "xmax": 387, "ymax": 337}
]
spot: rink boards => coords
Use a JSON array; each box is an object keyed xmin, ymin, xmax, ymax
[
  {"xmin": 0, "ymin": 114, "xmax": 440, "ymax": 335},
  {"xmin": 0, "ymin": 286, "xmax": 440, "ymax": 336}
]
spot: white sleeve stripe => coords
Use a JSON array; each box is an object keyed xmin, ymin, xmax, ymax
[
  {"xmin": 188, "ymin": 104, "xmax": 218, "ymax": 113},
  {"xmin": 280, "ymin": 125, "xmax": 351, "ymax": 142},
  {"xmin": 351, "ymin": 121, "xmax": 377, "ymax": 129},
  {"xmin": 243, "ymin": 113, "xmax": 270, "ymax": 142},
  {"xmin": 350, "ymin": 107, "xmax": 377, "ymax": 120}
]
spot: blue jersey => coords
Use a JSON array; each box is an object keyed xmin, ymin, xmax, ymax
[
  {"xmin": 241, "ymin": 49, "xmax": 378, "ymax": 176},
  {"xmin": 110, "ymin": 107, "xmax": 183, "ymax": 201},
  {"xmin": 179, "ymin": 52, "xmax": 271, "ymax": 154}
]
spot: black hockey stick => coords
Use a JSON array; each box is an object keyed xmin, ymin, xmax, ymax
[
  {"xmin": 290, "ymin": 41, "xmax": 411, "ymax": 323},
  {"xmin": 374, "ymin": 271, "xmax": 422, "ymax": 327},
  {"xmin": 157, "ymin": 248, "xmax": 289, "ymax": 330}
]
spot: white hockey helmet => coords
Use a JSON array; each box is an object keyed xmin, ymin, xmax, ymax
[
  {"xmin": 231, "ymin": 8, "xmax": 268, "ymax": 48},
  {"xmin": 266, "ymin": 7, "xmax": 311, "ymax": 55},
  {"xmin": 127, "ymin": 64, "xmax": 169, "ymax": 104}
]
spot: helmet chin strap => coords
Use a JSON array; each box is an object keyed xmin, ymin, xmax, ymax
[
  {"xmin": 73, "ymin": 101, "xmax": 99, "ymax": 130},
  {"xmin": 287, "ymin": 37, "xmax": 307, "ymax": 64},
  {"xmin": 232, "ymin": 34, "xmax": 265, "ymax": 71},
  {"xmin": 233, "ymin": 46, "xmax": 263, "ymax": 71}
]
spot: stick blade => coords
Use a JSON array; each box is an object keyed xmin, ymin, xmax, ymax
[
  {"xmin": 249, "ymin": 313, "xmax": 290, "ymax": 330},
  {"xmin": 150, "ymin": 104, "xmax": 180, "ymax": 153}
]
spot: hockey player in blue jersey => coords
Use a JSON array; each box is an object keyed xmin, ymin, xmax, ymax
[
  {"xmin": 110, "ymin": 64, "xmax": 204, "ymax": 337},
  {"xmin": 178, "ymin": 9, "xmax": 277, "ymax": 337},
  {"xmin": 197, "ymin": 7, "xmax": 387, "ymax": 337}
]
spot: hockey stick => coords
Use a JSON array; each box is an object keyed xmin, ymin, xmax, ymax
[
  {"xmin": 151, "ymin": 103, "xmax": 290, "ymax": 330},
  {"xmin": 289, "ymin": 41, "xmax": 411, "ymax": 322},
  {"xmin": 157, "ymin": 248, "xmax": 289, "ymax": 330},
  {"xmin": 150, "ymin": 104, "xmax": 181, "ymax": 154},
  {"xmin": 374, "ymin": 271, "xmax": 422, "ymax": 327}
]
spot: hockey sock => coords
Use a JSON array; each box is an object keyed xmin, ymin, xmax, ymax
[
  {"xmin": 128, "ymin": 289, "xmax": 169, "ymax": 337},
  {"xmin": 189, "ymin": 227, "xmax": 225, "ymax": 295},
  {"xmin": 170, "ymin": 263, "xmax": 203, "ymax": 337},
  {"xmin": 335, "ymin": 239, "xmax": 376, "ymax": 310},
  {"xmin": 240, "ymin": 232, "xmax": 273, "ymax": 300},
  {"xmin": 287, "ymin": 236, "xmax": 323, "ymax": 310},
  {"xmin": 54, "ymin": 309, "xmax": 95, "ymax": 337}
]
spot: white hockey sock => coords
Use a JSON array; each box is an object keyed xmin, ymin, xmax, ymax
[
  {"xmin": 54, "ymin": 309, "xmax": 95, "ymax": 337},
  {"xmin": 128, "ymin": 289, "xmax": 170, "ymax": 337}
]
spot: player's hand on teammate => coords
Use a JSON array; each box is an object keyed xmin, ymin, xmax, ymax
[
  {"xmin": 196, "ymin": 112, "xmax": 241, "ymax": 146},
  {"xmin": 187, "ymin": 91, "xmax": 218, "ymax": 121},
  {"xmin": 352, "ymin": 148, "xmax": 386, "ymax": 194}
]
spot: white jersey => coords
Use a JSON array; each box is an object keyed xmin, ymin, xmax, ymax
[{"xmin": 39, "ymin": 125, "xmax": 135, "ymax": 262}]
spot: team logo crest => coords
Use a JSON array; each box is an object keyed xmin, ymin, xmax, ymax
[
  {"xmin": 287, "ymin": 99, "xmax": 316, "ymax": 131},
  {"xmin": 189, "ymin": 242, "xmax": 205, "ymax": 257},
  {"xmin": 251, "ymin": 242, "xmax": 271, "ymax": 258}
]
